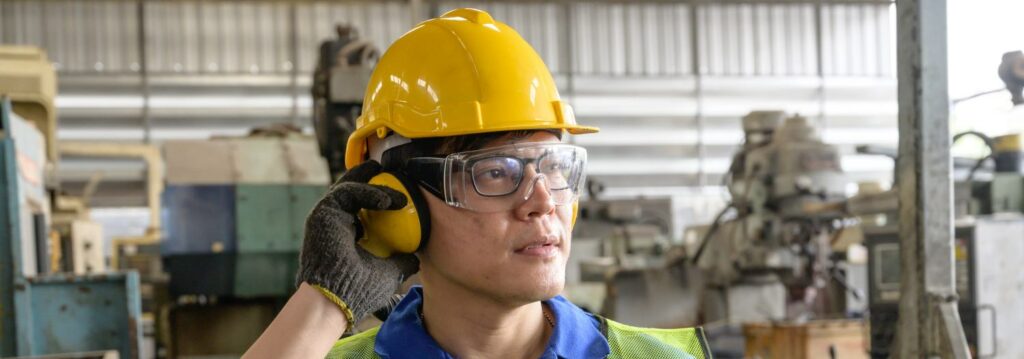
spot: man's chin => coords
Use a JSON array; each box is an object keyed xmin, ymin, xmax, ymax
[{"xmin": 513, "ymin": 278, "xmax": 565, "ymax": 303}]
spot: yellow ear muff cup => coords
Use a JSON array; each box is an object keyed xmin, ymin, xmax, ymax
[
  {"xmin": 571, "ymin": 201, "xmax": 579, "ymax": 228},
  {"xmin": 357, "ymin": 172, "xmax": 431, "ymax": 258}
]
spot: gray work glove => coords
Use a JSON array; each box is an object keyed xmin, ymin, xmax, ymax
[{"xmin": 297, "ymin": 160, "xmax": 419, "ymax": 324}]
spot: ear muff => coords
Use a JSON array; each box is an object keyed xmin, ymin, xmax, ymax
[
  {"xmin": 357, "ymin": 172, "xmax": 431, "ymax": 258},
  {"xmin": 358, "ymin": 175, "xmax": 576, "ymax": 257},
  {"xmin": 571, "ymin": 201, "xmax": 579, "ymax": 229}
]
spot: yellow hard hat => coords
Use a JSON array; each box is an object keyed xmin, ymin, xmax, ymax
[{"xmin": 344, "ymin": 8, "xmax": 599, "ymax": 169}]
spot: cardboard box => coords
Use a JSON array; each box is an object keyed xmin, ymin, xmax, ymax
[{"xmin": 743, "ymin": 320, "xmax": 868, "ymax": 359}]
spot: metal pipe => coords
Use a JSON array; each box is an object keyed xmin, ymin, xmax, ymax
[
  {"xmin": 57, "ymin": 142, "xmax": 164, "ymax": 232},
  {"xmin": 894, "ymin": 0, "xmax": 970, "ymax": 356}
]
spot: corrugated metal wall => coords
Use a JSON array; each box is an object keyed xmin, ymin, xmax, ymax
[
  {"xmin": 0, "ymin": 0, "xmax": 897, "ymax": 231},
  {"xmin": 0, "ymin": 0, "xmax": 413, "ymax": 74},
  {"xmin": 143, "ymin": 2, "xmax": 293, "ymax": 74},
  {"xmin": 1, "ymin": 1, "xmax": 894, "ymax": 77},
  {"xmin": 1, "ymin": 1, "xmax": 142, "ymax": 72}
]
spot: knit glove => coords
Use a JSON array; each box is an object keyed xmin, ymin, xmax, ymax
[{"xmin": 297, "ymin": 160, "xmax": 420, "ymax": 324}]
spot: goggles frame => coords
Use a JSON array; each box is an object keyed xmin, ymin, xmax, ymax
[{"xmin": 403, "ymin": 143, "xmax": 587, "ymax": 212}]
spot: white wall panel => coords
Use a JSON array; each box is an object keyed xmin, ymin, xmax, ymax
[
  {"xmin": 699, "ymin": 3, "xmax": 821, "ymax": 76},
  {"xmin": 821, "ymin": 3, "xmax": 894, "ymax": 76}
]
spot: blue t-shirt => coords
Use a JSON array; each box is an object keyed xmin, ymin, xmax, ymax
[{"xmin": 372, "ymin": 286, "xmax": 611, "ymax": 358}]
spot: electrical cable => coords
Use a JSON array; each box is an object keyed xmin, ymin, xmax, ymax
[
  {"xmin": 950, "ymin": 87, "xmax": 1005, "ymax": 105},
  {"xmin": 692, "ymin": 165, "xmax": 760, "ymax": 265},
  {"xmin": 689, "ymin": 203, "xmax": 735, "ymax": 265},
  {"xmin": 952, "ymin": 130, "xmax": 996, "ymax": 182}
]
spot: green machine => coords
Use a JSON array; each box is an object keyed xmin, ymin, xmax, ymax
[
  {"xmin": 986, "ymin": 134, "xmax": 1024, "ymax": 213},
  {"xmin": 953, "ymin": 132, "xmax": 1024, "ymax": 216},
  {"xmin": 234, "ymin": 184, "xmax": 324, "ymax": 297},
  {"xmin": 161, "ymin": 178, "xmax": 325, "ymax": 299},
  {"xmin": 966, "ymin": 51, "xmax": 1024, "ymax": 215}
]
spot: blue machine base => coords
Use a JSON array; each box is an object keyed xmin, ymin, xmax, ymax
[{"xmin": 13, "ymin": 272, "xmax": 143, "ymax": 357}]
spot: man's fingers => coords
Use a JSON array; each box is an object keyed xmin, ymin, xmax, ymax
[
  {"xmin": 369, "ymin": 184, "xmax": 409, "ymax": 210},
  {"xmin": 338, "ymin": 160, "xmax": 383, "ymax": 184},
  {"xmin": 330, "ymin": 182, "xmax": 408, "ymax": 213}
]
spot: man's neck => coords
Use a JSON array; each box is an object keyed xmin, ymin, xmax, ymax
[{"xmin": 420, "ymin": 283, "xmax": 552, "ymax": 359}]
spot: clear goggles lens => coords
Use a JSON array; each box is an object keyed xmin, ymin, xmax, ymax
[{"xmin": 406, "ymin": 143, "xmax": 587, "ymax": 213}]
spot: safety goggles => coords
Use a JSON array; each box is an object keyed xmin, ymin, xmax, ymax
[{"xmin": 404, "ymin": 143, "xmax": 588, "ymax": 213}]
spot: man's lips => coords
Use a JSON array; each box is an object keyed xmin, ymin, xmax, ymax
[{"xmin": 514, "ymin": 234, "xmax": 561, "ymax": 257}]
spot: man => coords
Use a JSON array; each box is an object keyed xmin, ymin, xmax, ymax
[{"xmin": 246, "ymin": 8, "xmax": 709, "ymax": 358}]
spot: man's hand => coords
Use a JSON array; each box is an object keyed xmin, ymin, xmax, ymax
[{"xmin": 296, "ymin": 161, "xmax": 420, "ymax": 324}]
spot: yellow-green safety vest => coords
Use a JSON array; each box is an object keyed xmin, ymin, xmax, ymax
[{"xmin": 325, "ymin": 316, "xmax": 711, "ymax": 359}]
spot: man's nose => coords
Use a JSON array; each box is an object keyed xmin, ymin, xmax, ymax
[{"xmin": 515, "ymin": 173, "xmax": 557, "ymax": 219}]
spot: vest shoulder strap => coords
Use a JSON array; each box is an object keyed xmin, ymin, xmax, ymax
[
  {"xmin": 597, "ymin": 316, "xmax": 712, "ymax": 359},
  {"xmin": 325, "ymin": 327, "xmax": 382, "ymax": 359}
]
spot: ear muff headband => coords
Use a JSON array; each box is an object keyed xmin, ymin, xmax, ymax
[{"xmin": 357, "ymin": 171, "xmax": 431, "ymax": 257}]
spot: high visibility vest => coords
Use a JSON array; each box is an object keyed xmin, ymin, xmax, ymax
[{"xmin": 325, "ymin": 316, "xmax": 711, "ymax": 359}]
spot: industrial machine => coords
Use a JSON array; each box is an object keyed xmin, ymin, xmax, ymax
[
  {"xmin": 690, "ymin": 111, "xmax": 854, "ymax": 324},
  {"xmin": 0, "ymin": 46, "xmax": 56, "ymax": 280},
  {"xmin": 573, "ymin": 111, "xmax": 868, "ymax": 358},
  {"xmin": 312, "ymin": 24, "xmax": 379, "ymax": 180},
  {"xmin": 569, "ymin": 186, "xmax": 694, "ymax": 328},
  {"xmin": 566, "ymin": 112, "xmax": 864, "ymax": 357},
  {"xmin": 864, "ymin": 218, "xmax": 1024, "ymax": 359},
  {"xmin": 998, "ymin": 50, "xmax": 1024, "ymax": 106},
  {"xmin": 957, "ymin": 132, "xmax": 1024, "ymax": 215},
  {"xmin": 847, "ymin": 143, "xmax": 1024, "ymax": 359},
  {"xmin": 1, "ymin": 47, "xmax": 144, "ymax": 358},
  {"xmin": 854, "ymin": 54, "xmax": 1024, "ymax": 358}
]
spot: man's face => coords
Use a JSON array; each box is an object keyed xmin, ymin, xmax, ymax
[{"xmin": 418, "ymin": 131, "xmax": 572, "ymax": 305}]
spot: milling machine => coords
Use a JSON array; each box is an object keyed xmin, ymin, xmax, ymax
[{"xmin": 690, "ymin": 111, "xmax": 856, "ymax": 324}]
